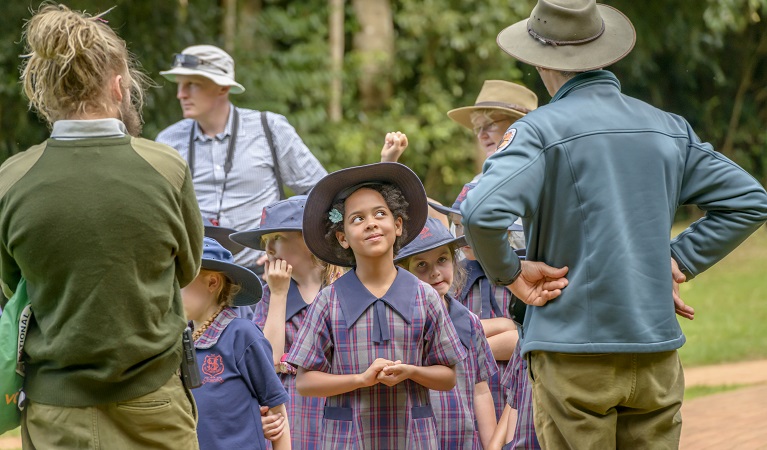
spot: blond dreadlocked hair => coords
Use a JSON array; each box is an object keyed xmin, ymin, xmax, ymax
[{"xmin": 20, "ymin": 4, "xmax": 151, "ymax": 126}]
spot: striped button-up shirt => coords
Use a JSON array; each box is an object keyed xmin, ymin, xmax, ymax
[{"xmin": 156, "ymin": 105, "xmax": 327, "ymax": 268}]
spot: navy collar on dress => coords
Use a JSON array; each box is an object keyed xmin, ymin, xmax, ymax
[
  {"xmin": 447, "ymin": 295, "xmax": 473, "ymax": 350},
  {"xmin": 285, "ymin": 279, "xmax": 310, "ymax": 321},
  {"xmin": 551, "ymin": 70, "xmax": 621, "ymax": 103},
  {"xmin": 335, "ymin": 267, "xmax": 417, "ymax": 328},
  {"xmin": 458, "ymin": 259, "xmax": 485, "ymax": 301}
]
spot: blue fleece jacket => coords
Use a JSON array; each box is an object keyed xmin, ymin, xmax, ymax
[{"xmin": 462, "ymin": 70, "xmax": 767, "ymax": 355}]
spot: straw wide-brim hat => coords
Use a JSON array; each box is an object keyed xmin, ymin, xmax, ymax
[
  {"xmin": 497, "ymin": 0, "xmax": 636, "ymax": 72},
  {"xmin": 303, "ymin": 163, "xmax": 428, "ymax": 267},
  {"xmin": 448, "ymin": 80, "xmax": 538, "ymax": 130},
  {"xmin": 160, "ymin": 45, "xmax": 245, "ymax": 94}
]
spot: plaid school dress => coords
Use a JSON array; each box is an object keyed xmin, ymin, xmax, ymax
[
  {"xmin": 252, "ymin": 280, "xmax": 324, "ymax": 450},
  {"xmin": 430, "ymin": 296, "xmax": 498, "ymax": 450},
  {"xmin": 456, "ymin": 259, "xmax": 516, "ymax": 418},
  {"xmin": 287, "ymin": 268, "xmax": 467, "ymax": 450},
  {"xmin": 501, "ymin": 342, "xmax": 540, "ymax": 450}
]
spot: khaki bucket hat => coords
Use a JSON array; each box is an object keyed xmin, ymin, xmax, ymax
[
  {"xmin": 448, "ymin": 80, "xmax": 538, "ymax": 130},
  {"xmin": 160, "ymin": 45, "xmax": 245, "ymax": 94},
  {"xmin": 497, "ymin": 0, "xmax": 636, "ymax": 72}
]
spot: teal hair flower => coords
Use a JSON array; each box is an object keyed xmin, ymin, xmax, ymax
[{"xmin": 328, "ymin": 208, "xmax": 343, "ymax": 224}]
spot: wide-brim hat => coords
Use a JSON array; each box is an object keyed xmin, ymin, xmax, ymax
[
  {"xmin": 497, "ymin": 0, "xmax": 636, "ymax": 72},
  {"xmin": 230, "ymin": 195, "xmax": 307, "ymax": 251},
  {"xmin": 160, "ymin": 45, "xmax": 245, "ymax": 94},
  {"xmin": 303, "ymin": 162, "xmax": 428, "ymax": 267},
  {"xmin": 201, "ymin": 237, "xmax": 263, "ymax": 306},
  {"xmin": 428, "ymin": 182, "xmax": 477, "ymax": 217},
  {"xmin": 447, "ymin": 80, "xmax": 538, "ymax": 130},
  {"xmin": 394, "ymin": 217, "xmax": 467, "ymax": 263},
  {"xmin": 203, "ymin": 219, "xmax": 245, "ymax": 255}
]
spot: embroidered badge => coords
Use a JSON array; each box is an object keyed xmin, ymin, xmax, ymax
[
  {"xmin": 419, "ymin": 226, "xmax": 432, "ymax": 240},
  {"xmin": 496, "ymin": 128, "xmax": 517, "ymax": 153},
  {"xmin": 261, "ymin": 208, "xmax": 268, "ymax": 224},
  {"xmin": 201, "ymin": 354, "xmax": 225, "ymax": 384}
]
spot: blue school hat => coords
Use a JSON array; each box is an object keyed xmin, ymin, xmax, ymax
[
  {"xmin": 394, "ymin": 217, "xmax": 466, "ymax": 263},
  {"xmin": 303, "ymin": 162, "xmax": 428, "ymax": 267},
  {"xmin": 203, "ymin": 218, "xmax": 245, "ymax": 255},
  {"xmin": 429, "ymin": 182, "xmax": 523, "ymax": 232},
  {"xmin": 201, "ymin": 237, "xmax": 263, "ymax": 306},
  {"xmin": 229, "ymin": 196, "xmax": 307, "ymax": 251}
]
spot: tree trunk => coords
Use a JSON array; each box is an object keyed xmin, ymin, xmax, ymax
[
  {"xmin": 237, "ymin": 0, "xmax": 262, "ymax": 55},
  {"xmin": 352, "ymin": 0, "xmax": 394, "ymax": 112},
  {"xmin": 222, "ymin": 0, "xmax": 237, "ymax": 53},
  {"xmin": 329, "ymin": 0, "xmax": 345, "ymax": 122}
]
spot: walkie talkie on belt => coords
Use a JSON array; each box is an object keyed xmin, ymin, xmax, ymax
[{"xmin": 180, "ymin": 327, "xmax": 201, "ymax": 389}]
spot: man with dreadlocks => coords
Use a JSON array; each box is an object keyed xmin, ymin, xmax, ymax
[{"xmin": 0, "ymin": 4, "xmax": 203, "ymax": 448}]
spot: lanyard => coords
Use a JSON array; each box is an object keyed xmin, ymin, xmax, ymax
[{"xmin": 187, "ymin": 108, "xmax": 240, "ymax": 225}]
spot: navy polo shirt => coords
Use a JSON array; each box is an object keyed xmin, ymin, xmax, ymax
[{"xmin": 193, "ymin": 317, "xmax": 289, "ymax": 450}]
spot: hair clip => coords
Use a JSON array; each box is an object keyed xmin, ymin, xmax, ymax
[{"xmin": 328, "ymin": 208, "xmax": 343, "ymax": 224}]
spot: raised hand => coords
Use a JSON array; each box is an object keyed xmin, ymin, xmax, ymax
[{"xmin": 380, "ymin": 131, "xmax": 409, "ymax": 163}]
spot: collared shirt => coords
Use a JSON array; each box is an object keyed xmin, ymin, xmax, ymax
[
  {"xmin": 192, "ymin": 307, "xmax": 289, "ymax": 450},
  {"xmin": 252, "ymin": 281, "xmax": 323, "ymax": 450},
  {"xmin": 286, "ymin": 268, "xmax": 467, "ymax": 449},
  {"xmin": 431, "ymin": 296, "xmax": 498, "ymax": 450},
  {"xmin": 156, "ymin": 105, "xmax": 327, "ymax": 268},
  {"xmin": 51, "ymin": 118, "xmax": 127, "ymax": 139}
]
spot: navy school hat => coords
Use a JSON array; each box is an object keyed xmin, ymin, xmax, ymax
[
  {"xmin": 394, "ymin": 217, "xmax": 466, "ymax": 263},
  {"xmin": 429, "ymin": 182, "xmax": 523, "ymax": 232},
  {"xmin": 303, "ymin": 162, "xmax": 428, "ymax": 267},
  {"xmin": 201, "ymin": 237, "xmax": 263, "ymax": 306},
  {"xmin": 203, "ymin": 218, "xmax": 245, "ymax": 255},
  {"xmin": 229, "ymin": 195, "xmax": 307, "ymax": 251}
]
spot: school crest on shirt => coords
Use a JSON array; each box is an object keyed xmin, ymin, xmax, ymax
[
  {"xmin": 201, "ymin": 354, "xmax": 225, "ymax": 384},
  {"xmin": 496, "ymin": 128, "xmax": 517, "ymax": 153}
]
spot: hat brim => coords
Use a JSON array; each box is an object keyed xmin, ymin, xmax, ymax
[
  {"xmin": 394, "ymin": 235, "xmax": 467, "ymax": 263},
  {"xmin": 303, "ymin": 163, "xmax": 428, "ymax": 267},
  {"xmin": 230, "ymin": 226, "xmax": 304, "ymax": 251},
  {"xmin": 160, "ymin": 68, "xmax": 245, "ymax": 94},
  {"xmin": 201, "ymin": 259, "xmax": 263, "ymax": 306},
  {"xmin": 427, "ymin": 201, "xmax": 460, "ymax": 217},
  {"xmin": 497, "ymin": 5, "xmax": 635, "ymax": 72},
  {"xmin": 447, "ymin": 106, "xmax": 526, "ymax": 131},
  {"xmin": 204, "ymin": 225, "xmax": 246, "ymax": 255}
]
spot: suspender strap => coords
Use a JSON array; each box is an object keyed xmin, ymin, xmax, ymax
[{"xmin": 261, "ymin": 111, "xmax": 286, "ymax": 200}]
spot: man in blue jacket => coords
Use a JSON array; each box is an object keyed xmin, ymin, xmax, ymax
[{"xmin": 461, "ymin": 1, "xmax": 767, "ymax": 448}]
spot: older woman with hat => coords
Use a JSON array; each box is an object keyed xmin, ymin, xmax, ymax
[{"xmin": 461, "ymin": 0, "xmax": 767, "ymax": 448}]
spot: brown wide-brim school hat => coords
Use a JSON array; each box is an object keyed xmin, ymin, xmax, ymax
[
  {"xmin": 303, "ymin": 162, "xmax": 428, "ymax": 267},
  {"xmin": 447, "ymin": 80, "xmax": 538, "ymax": 130},
  {"xmin": 497, "ymin": 0, "xmax": 636, "ymax": 72}
]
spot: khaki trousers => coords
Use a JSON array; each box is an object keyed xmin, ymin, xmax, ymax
[
  {"xmin": 22, "ymin": 374, "xmax": 198, "ymax": 450},
  {"xmin": 529, "ymin": 350, "xmax": 684, "ymax": 450}
]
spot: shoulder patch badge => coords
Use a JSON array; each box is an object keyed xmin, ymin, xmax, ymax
[{"xmin": 496, "ymin": 128, "xmax": 517, "ymax": 153}]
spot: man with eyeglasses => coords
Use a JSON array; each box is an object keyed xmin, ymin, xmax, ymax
[{"xmin": 157, "ymin": 45, "xmax": 327, "ymax": 274}]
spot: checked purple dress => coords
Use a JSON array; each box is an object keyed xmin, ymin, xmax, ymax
[
  {"xmin": 252, "ymin": 280, "xmax": 324, "ymax": 450},
  {"xmin": 457, "ymin": 259, "xmax": 517, "ymax": 419},
  {"xmin": 287, "ymin": 268, "xmax": 467, "ymax": 450},
  {"xmin": 430, "ymin": 296, "xmax": 498, "ymax": 449}
]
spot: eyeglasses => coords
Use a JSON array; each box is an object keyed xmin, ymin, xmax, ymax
[
  {"xmin": 472, "ymin": 120, "xmax": 505, "ymax": 136},
  {"xmin": 171, "ymin": 54, "xmax": 228, "ymax": 74}
]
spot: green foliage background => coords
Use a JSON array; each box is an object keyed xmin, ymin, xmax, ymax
[{"xmin": 1, "ymin": 0, "xmax": 765, "ymax": 205}]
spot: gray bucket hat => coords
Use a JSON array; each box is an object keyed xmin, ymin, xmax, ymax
[
  {"xmin": 160, "ymin": 45, "xmax": 245, "ymax": 94},
  {"xmin": 497, "ymin": 0, "xmax": 636, "ymax": 72}
]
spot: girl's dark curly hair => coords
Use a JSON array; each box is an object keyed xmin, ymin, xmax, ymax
[{"xmin": 324, "ymin": 183, "xmax": 409, "ymax": 265}]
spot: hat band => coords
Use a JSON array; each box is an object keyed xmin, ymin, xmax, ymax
[
  {"xmin": 474, "ymin": 101, "xmax": 531, "ymax": 114},
  {"xmin": 527, "ymin": 19, "xmax": 605, "ymax": 47}
]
